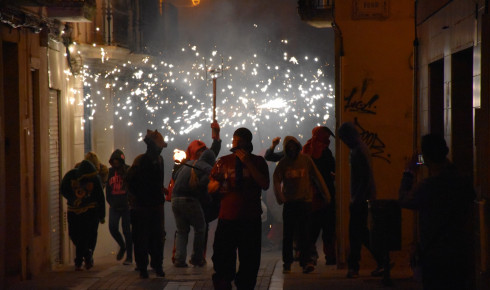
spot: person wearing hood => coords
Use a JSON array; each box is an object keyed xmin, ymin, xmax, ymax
[
  {"xmin": 106, "ymin": 149, "xmax": 132, "ymax": 265},
  {"xmin": 169, "ymin": 122, "xmax": 222, "ymax": 266},
  {"xmin": 76, "ymin": 151, "xmax": 109, "ymax": 188},
  {"xmin": 125, "ymin": 129, "xmax": 167, "ymax": 279},
  {"xmin": 60, "ymin": 159, "xmax": 106, "ymax": 271},
  {"xmin": 302, "ymin": 126, "xmax": 337, "ymax": 265},
  {"xmin": 171, "ymin": 140, "xmax": 216, "ymax": 268},
  {"xmin": 273, "ymin": 136, "xmax": 331, "ymax": 274},
  {"xmin": 208, "ymin": 127, "xmax": 270, "ymax": 290},
  {"xmin": 338, "ymin": 122, "xmax": 384, "ymax": 278}
]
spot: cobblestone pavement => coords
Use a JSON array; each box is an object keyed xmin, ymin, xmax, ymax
[{"xmin": 9, "ymin": 249, "xmax": 422, "ymax": 290}]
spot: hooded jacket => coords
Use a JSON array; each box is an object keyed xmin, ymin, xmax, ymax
[
  {"xmin": 302, "ymin": 127, "xmax": 336, "ymax": 209},
  {"xmin": 273, "ymin": 136, "xmax": 331, "ymax": 203},
  {"xmin": 76, "ymin": 151, "xmax": 109, "ymax": 186},
  {"xmin": 106, "ymin": 149, "xmax": 130, "ymax": 210},
  {"xmin": 60, "ymin": 160, "xmax": 106, "ymax": 219},
  {"xmin": 172, "ymin": 149, "xmax": 216, "ymax": 200}
]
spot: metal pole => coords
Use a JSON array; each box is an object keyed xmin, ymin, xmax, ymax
[{"xmin": 213, "ymin": 78, "xmax": 217, "ymax": 121}]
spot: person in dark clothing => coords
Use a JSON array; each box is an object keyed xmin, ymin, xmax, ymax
[
  {"xmin": 208, "ymin": 127, "xmax": 270, "ymax": 290},
  {"xmin": 106, "ymin": 149, "xmax": 132, "ymax": 265},
  {"xmin": 264, "ymin": 136, "xmax": 284, "ymax": 162},
  {"xmin": 76, "ymin": 151, "xmax": 109, "ymax": 188},
  {"xmin": 61, "ymin": 160, "xmax": 106, "ymax": 271},
  {"xmin": 338, "ymin": 122, "xmax": 383, "ymax": 278},
  {"xmin": 302, "ymin": 126, "xmax": 337, "ymax": 265},
  {"xmin": 273, "ymin": 136, "xmax": 331, "ymax": 274},
  {"xmin": 126, "ymin": 129, "xmax": 167, "ymax": 279},
  {"xmin": 399, "ymin": 134, "xmax": 475, "ymax": 290}
]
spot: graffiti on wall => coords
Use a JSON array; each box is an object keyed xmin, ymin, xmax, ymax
[
  {"xmin": 344, "ymin": 78, "xmax": 379, "ymax": 115},
  {"xmin": 354, "ymin": 117, "xmax": 391, "ymax": 164}
]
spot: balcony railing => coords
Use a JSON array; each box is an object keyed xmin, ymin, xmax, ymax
[{"xmin": 298, "ymin": 0, "xmax": 334, "ymax": 28}]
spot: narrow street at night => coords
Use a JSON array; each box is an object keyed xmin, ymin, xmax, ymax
[{"xmin": 2, "ymin": 0, "xmax": 490, "ymax": 289}]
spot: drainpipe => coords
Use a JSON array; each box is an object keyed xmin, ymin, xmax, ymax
[{"xmin": 412, "ymin": 0, "xmax": 419, "ymax": 155}]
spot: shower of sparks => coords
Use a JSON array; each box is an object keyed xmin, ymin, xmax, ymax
[{"xmin": 79, "ymin": 39, "xmax": 334, "ymax": 148}]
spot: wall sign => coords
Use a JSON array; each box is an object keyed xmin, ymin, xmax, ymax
[{"xmin": 352, "ymin": 0, "xmax": 390, "ymax": 20}]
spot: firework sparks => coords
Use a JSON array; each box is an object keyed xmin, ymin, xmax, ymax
[{"xmin": 78, "ymin": 38, "xmax": 334, "ymax": 150}]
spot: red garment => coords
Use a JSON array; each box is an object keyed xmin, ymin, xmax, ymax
[
  {"xmin": 210, "ymin": 153, "xmax": 269, "ymax": 220},
  {"xmin": 302, "ymin": 126, "xmax": 332, "ymax": 159},
  {"xmin": 186, "ymin": 140, "xmax": 207, "ymax": 161}
]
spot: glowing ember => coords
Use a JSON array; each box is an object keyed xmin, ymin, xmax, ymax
[{"xmin": 173, "ymin": 149, "xmax": 186, "ymax": 163}]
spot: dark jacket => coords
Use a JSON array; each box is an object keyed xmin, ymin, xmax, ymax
[
  {"xmin": 264, "ymin": 149, "xmax": 284, "ymax": 162},
  {"xmin": 172, "ymin": 149, "xmax": 215, "ymax": 200},
  {"xmin": 126, "ymin": 153, "xmax": 165, "ymax": 207},
  {"xmin": 106, "ymin": 149, "xmax": 130, "ymax": 210},
  {"xmin": 60, "ymin": 160, "xmax": 106, "ymax": 219},
  {"xmin": 399, "ymin": 162, "xmax": 475, "ymax": 256}
]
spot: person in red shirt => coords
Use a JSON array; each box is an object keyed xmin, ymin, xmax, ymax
[{"xmin": 208, "ymin": 127, "xmax": 270, "ymax": 290}]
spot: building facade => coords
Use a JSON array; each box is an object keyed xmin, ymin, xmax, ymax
[
  {"xmin": 298, "ymin": 0, "xmax": 489, "ymax": 288},
  {"xmin": 415, "ymin": 0, "xmax": 490, "ymax": 287},
  {"xmin": 0, "ymin": 0, "xmax": 177, "ymax": 287}
]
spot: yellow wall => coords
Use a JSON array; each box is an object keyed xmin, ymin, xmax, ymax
[
  {"xmin": 334, "ymin": 0, "xmax": 415, "ymax": 267},
  {"xmin": 1, "ymin": 25, "xmax": 51, "ymax": 283}
]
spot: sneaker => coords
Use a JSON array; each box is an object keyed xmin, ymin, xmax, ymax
[
  {"xmin": 85, "ymin": 250, "xmax": 94, "ymax": 270},
  {"xmin": 303, "ymin": 263, "xmax": 315, "ymax": 274},
  {"xmin": 371, "ymin": 263, "xmax": 394, "ymax": 277},
  {"xmin": 75, "ymin": 264, "xmax": 83, "ymax": 271},
  {"xmin": 123, "ymin": 259, "xmax": 132, "ymax": 265},
  {"xmin": 85, "ymin": 257, "xmax": 94, "ymax": 270},
  {"xmin": 346, "ymin": 269, "xmax": 359, "ymax": 278},
  {"xmin": 85, "ymin": 259, "xmax": 93, "ymax": 270},
  {"xmin": 371, "ymin": 266, "xmax": 385, "ymax": 277},
  {"xmin": 189, "ymin": 259, "xmax": 207, "ymax": 267},
  {"xmin": 140, "ymin": 270, "xmax": 149, "ymax": 279},
  {"xmin": 154, "ymin": 268, "xmax": 165, "ymax": 277},
  {"xmin": 174, "ymin": 262, "xmax": 188, "ymax": 268},
  {"xmin": 326, "ymin": 257, "xmax": 337, "ymax": 265},
  {"xmin": 117, "ymin": 247, "xmax": 126, "ymax": 261},
  {"xmin": 283, "ymin": 263, "xmax": 291, "ymax": 273}
]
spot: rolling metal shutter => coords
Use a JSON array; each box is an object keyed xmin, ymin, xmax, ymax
[{"xmin": 48, "ymin": 90, "xmax": 62, "ymax": 266}]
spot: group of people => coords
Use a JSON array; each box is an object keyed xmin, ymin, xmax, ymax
[
  {"xmin": 60, "ymin": 129, "xmax": 166, "ymax": 275},
  {"xmin": 266, "ymin": 127, "xmax": 336, "ymax": 274},
  {"xmin": 60, "ymin": 120, "xmax": 475, "ymax": 290}
]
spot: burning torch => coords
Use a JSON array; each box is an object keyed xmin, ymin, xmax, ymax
[
  {"xmin": 205, "ymin": 58, "xmax": 224, "ymax": 122},
  {"xmin": 173, "ymin": 149, "xmax": 187, "ymax": 164},
  {"xmin": 173, "ymin": 149, "xmax": 201, "ymax": 170}
]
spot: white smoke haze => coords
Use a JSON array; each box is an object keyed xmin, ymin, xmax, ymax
[
  {"xmin": 78, "ymin": 0, "xmax": 335, "ymax": 253},
  {"xmin": 82, "ymin": 0, "xmax": 334, "ymax": 163}
]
